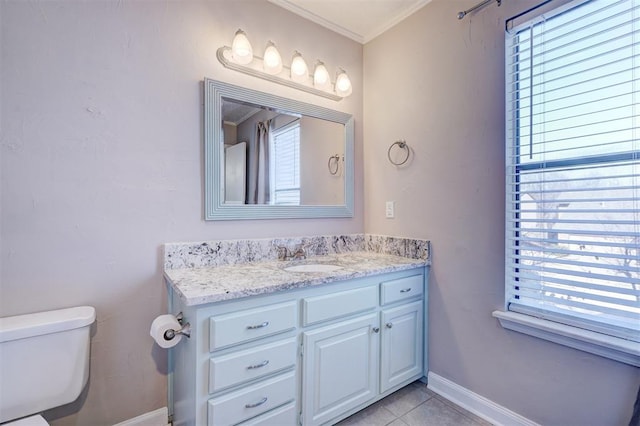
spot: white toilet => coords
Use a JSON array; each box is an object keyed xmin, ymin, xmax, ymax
[{"xmin": 0, "ymin": 306, "xmax": 96, "ymax": 425}]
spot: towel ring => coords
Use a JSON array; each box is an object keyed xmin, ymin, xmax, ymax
[
  {"xmin": 328, "ymin": 154, "xmax": 340, "ymax": 175},
  {"xmin": 388, "ymin": 140, "xmax": 410, "ymax": 166}
]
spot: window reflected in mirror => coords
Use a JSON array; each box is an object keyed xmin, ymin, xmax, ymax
[{"xmin": 221, "ymin": 97, "xmax": 345, "ymax": 206}]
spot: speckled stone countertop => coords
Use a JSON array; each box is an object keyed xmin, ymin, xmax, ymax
[
  {"xmin": 165, "ymin": 251, "xmax": 428, "ymax": 306},
  {"xmin": 164, "ymin": 234, "xmax": 430, "ymax": 306}
]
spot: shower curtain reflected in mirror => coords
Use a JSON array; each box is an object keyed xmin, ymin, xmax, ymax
[{"xmin": 247, "ymin": 119, "xmax": 271, "ymax": 204}]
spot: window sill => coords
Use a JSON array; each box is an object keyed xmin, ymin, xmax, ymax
[{"xmin": 492, "ymin": 310, "xmax": 640, "ymax": 367}]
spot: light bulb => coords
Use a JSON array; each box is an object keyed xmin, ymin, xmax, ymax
[
  {"xmin": 263, "ymin": 41, "xmax": 283, "ymax": 75},
  {"xmin": 290, "ymin": 51, "xmax": 308, "ymax": 83},
  {"xmin": 314, "ymin": 61, "xmax": 331, "ymax": 90},
  {"xmin": 335, "ymin": 69, "xmax": 352, "ymax": 97},
  {"xmin": 231, "ymin": 29, "xmax": 253, "ymax": 65}
]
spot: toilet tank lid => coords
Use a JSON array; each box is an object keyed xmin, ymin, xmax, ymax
[{"xmin": 0, "ymin": 306, "xmax": 96, "ymax": 343}]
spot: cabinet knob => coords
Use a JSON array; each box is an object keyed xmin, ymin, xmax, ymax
[
  {"xmin": 386, "ymin": 323, "xmax": 393, "ymax": 329},
  {"xmin": 372, "ymin": 327, "xmax": 380, "ymax": 333}
]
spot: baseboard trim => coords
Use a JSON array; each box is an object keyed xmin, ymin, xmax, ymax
[
  {"xmin": 114, "ymin": 377, "xmax": 534, "ymax": 426},
  {"xmin": 427, "ymin": 372, "xmax": 539, "ymax": 426},
  {"xmin": 112, "ymin": 407, "xmax": 169, "ymax": 426}
]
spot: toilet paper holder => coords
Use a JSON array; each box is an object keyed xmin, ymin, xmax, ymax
[{"xmin": 163, "ymin": 312, "xmax": 191, "ymax": 340}]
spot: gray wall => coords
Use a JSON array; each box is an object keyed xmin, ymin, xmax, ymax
[
  {"xmin": 0, "ymin": 1, "xmax": 363, "ymax": 424},
  {"xmin": 363, "ymin": 0, "xmax": 639, "ymax": 424},
  {"xmin": 300, "ymin": 117, "xmax": 345, "ymax": 205}
]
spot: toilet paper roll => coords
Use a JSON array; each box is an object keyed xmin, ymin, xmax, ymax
[{"xmin": 150, "ymin": 314, "xmax": 182, "ymax": 349}]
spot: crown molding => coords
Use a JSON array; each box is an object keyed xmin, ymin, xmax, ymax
[{"xmin": 268, "ymin": 0, "xmax": 432, "ymax": 44}]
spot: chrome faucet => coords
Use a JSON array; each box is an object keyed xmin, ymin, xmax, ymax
[
  {"xmin": 291, "ymin": 245, "xmax": 307, "ymax": 260},
  {"xmin": 277, "ymin": 244, "xmax": 307, "ymax": 261},
  {"xmin": 277, "ymin": 246, "xmax": 290, "ymax": 261}
]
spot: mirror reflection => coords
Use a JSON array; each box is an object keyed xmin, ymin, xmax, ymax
[
  {"xmin": 222, "ymin": 98, "xmax": 345, "ymax": 206},
  {"xmin": 204, "ymin": 78, "xmax": 353, "ymax": 220}
]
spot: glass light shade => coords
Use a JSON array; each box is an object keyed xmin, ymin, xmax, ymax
[
  {"xmin": 313, "ymin": 61, "xmax": 331, "ymax": 91},
  {"xmin": 263, "ymin": 42, "xmax": 283, "ymax": 75},
  {"xmin": 290, "ymin": 51, "xmax": 308, "ymax": 83},
  {"xmin": 231, "ymin": 29, "xmax": 253, "ymax": 65},
  {"xmin": 335, "ymin": 70, "xmax": 352, "ymax": 97}
]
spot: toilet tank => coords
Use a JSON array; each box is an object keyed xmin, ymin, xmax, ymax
[{"xmin": 0, "ymin": 306, "xmax": 96, "ymax": 423}]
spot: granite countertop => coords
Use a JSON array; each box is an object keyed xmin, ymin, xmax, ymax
[{"xmin": 165, "ymin": 251, "xmax": 428, "ymax": 306}]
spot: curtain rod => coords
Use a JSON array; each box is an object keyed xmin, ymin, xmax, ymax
[
  {"xmin": 505, "ymin": 0, "xmax": 554, "ymax": 31},
  {"xmin": 457, "ymin": 0, "xmax": 502, "ymax": 20}
]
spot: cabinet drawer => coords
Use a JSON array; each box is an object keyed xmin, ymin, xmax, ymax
[
  {"xmin": 207, "ymin": 371, "xmax": 296, "ymax": 426},
  {"xmin": 238, "ymin": 401, "xmax": 297, "ymax": 426},
  {"xmin": 209, "ymin": 338, "xmax": 297, "ymax": 393},
  {"xmin": 302, "ymin": 285, "xmax": 377, "ymax": 326},
  {"xmin": 380, "ymin": 274, "xmax": 423, "ymax": 305},
  {"xmin": 209, "ymin": 301, "xmax": 297, "ymax": 351}
]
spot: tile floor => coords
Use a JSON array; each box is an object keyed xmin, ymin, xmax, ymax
[{"xmin": 335, "ymin": 381, "xmax": 493, "ymax": 426}]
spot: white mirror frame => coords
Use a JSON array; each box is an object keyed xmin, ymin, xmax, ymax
[{"xmin": 204, "ymin": 78, "xmax": 354, "ymax": 220}]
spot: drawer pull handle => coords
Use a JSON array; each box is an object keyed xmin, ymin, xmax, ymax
[
  {"xmin": 400, "ymin": 288, "xmax": 412, "ymax": 293},
  {"xmin": 245, "ymin": 397, "xmax": 268, "ymax": 408},
  {"xmin": 247, "ymin": 360, "xmax": 270, "ymax": 370},
  {"xmin": 246, "ymin": 321, "xmax": 269, "ymax": 330}
]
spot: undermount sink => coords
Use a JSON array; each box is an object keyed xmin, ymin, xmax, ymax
[{"xmin": 283, "ymin": 264, "xmax": 344, "ymax": 273}]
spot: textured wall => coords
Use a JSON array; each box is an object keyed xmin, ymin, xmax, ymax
[
  {"xmin": 363, "ymin": 0, "xmax": 639, "ymax": 424},
  {"xmin": 0, "ymin": 1, "xmax": 362, "ymax": 424},
  {"xmin": 300, "ymin": 117, "xmax": 345, "ymax": 205}
]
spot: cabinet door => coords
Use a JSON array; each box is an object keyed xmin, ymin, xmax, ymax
[
  {"xmin": 380, "ymin": 300, "xmax": 423, "ymax": 393},
  {"xmin": 302, "ymin": 313, "xmax": 379, "ymax": 426}
]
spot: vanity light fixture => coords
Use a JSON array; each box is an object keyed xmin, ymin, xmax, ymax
[
  {"xmin": 313, "ymin": 61, "xmax": 331, "ymax": 91},
  {"xmin": 263, "ymin": 41, "xmax": 283, "ymax": 75},
  {"xmin": 231, "ymin": 29, "xmax": 253, "ymax": 65},
  {"xmin": 290, "ymin": 51, "xmax": 309, "ymax": 83},
  {"xmin": 216, "ymin": 29, "xmax": 350, "ymax": 101},
  {"xmin": 335, "ymin": 68, "xmax": 352, "ymax": 98}
]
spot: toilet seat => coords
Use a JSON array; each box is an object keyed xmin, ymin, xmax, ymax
[{"xmin": 2, "ymin": 415, "xmax": 49, "ymax": 426}]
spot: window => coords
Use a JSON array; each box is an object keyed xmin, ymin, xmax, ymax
[
  {"xmin": 270, "ymin": 120, "xmax": 301, "ymax": 205},
  {"xmin": 501, "ymin": 0, "xmax": 640, "ymax": 362}
]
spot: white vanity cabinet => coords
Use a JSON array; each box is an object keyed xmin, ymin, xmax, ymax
[
  {"xmin": 170, "ymin": 299, "xmax": 299, "ymax": 426},
  {"xmin": 301, "ymin": 273, "xmax": 424, "ymax": 426},
  {"xmin": 301, "ymin": 312, "xmax": 380, "ymax": 425},
  {"xmin": 168, "ymin": 267, "xmax": 428, "ymax": 426},
  {"xmin": 380, "ymin": 300, "xmax": 423, "ymax": 392},
  {"xmin": 380, "ymin": 274, "xmax": 424, "ymax": 393}
]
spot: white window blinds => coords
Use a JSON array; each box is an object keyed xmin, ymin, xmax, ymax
[
  {"xmin": 271, "ymin": 121, "xmax": 301, "ymax": 205},
  {"xmin": 505, "ymin": 0, "xmax": 640, "ymax": 342}
]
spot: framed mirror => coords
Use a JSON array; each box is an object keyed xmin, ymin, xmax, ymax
[{"xmin": 204, "ymin": 78, "xmax": 354, "ymax": 220}]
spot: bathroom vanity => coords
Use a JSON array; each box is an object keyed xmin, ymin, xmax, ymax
[{"xmin": 164, "ymin": 238, "xmax": 430, "ymax": 426}]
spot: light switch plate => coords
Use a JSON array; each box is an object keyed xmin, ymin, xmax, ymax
[{"xmin": 385, "ymin": 201, "xmax": 395, "ymax": 218}]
